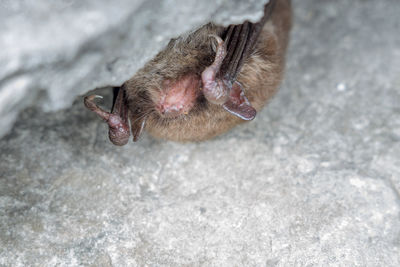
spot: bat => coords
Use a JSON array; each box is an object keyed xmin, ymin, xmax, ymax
[{"xmin": 84, "ymin": 0, "xmax": 292, "ymax": 145}]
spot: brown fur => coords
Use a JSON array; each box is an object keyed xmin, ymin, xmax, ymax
[{"xmin": 124, "ymin": 0, "xmax": 292, "ymax": 142}]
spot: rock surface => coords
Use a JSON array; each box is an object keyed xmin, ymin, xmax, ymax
[
  {"xmin": 0, "ymin": 0, "xmax": 269, "ymax": 138},
  {"xmin": 1, "ymin": 0, "xmax": 400, "ymax": 266}
]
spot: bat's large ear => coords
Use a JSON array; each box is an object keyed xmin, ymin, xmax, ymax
[{"xmin": 222, "ymin": 82, "xmax": 256, "ymax": 121}]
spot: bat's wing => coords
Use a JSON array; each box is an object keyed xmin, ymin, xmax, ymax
[
  {"xmin": 218, "ymin": 0, "xmax": 277, "ymax": 120},
  {"xmin": 221, "ymin": 0, "xmax": 276, "ymax": 81}
]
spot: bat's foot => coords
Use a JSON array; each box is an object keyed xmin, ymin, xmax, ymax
[
  {"xmin": 222, "ymin": 82, "xmax": 256, "ymax": 121},
  {"xmin": 84, "ymin": 95, "xmax": 130, "ymax": 146},
  {"xmin": 201, "ymin": 36, "xmax": 256, "ymax": 121},
  {"xmin": 201, "ymin": 35, "xmax": 230, "ymax": 105}
]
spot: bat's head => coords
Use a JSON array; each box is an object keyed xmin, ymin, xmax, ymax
[
  {"xmin": 124, "ymin": 24, "xmax": 252, "ymax": 141},
  {"xmin": 86, "ymin": 0, "xmax": 291, "ymax": 144}
]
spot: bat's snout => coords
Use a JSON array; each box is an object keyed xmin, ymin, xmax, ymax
[{"xmin": 155, "ymin": 74, "xmax": 201, "ymax": 118}]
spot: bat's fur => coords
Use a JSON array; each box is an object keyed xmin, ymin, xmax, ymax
[{"xmin": 124, "ymin": 0, "xmax": 292, "ymax": 142}]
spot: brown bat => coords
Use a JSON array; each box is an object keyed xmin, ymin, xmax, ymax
[{"xmin": 84, "ymin": 0, "xmax": 292, "ymax": 145}]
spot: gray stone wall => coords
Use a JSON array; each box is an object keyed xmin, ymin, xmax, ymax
[{"xmin": 1, "ymin": 0, "xmax": 399, "ymax": 266}]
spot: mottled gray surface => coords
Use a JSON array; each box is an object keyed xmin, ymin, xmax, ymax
[
  {"xmin": 1, "ymin": 0, "xmax": 400, "ymax": 266},
  {"xmin": 0, "ymin": 0, "xmax": 268, "ymax": 138}
]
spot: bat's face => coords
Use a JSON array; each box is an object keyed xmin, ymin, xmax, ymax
[
  {"xmin": 126, "ymin": 69, "xmax": 244, "ymax": 142},
  {"xmin": 124, "ymin": 27, "xmax": 258, "ymax": 142},
  {"xmin": 121, "ymin": 25, "xmax": 239, "ymax": 141},
  {"xmin": 154, "ymin": 74, "xmax": 201, "ymax": 118}
]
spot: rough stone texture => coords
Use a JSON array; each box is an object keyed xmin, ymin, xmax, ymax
[
  {"xmin": 0, "ymin": 0, "xmax": 269, "ymax": 138},
  {"xmin": 1, "ymin": 0, "xmax": 400, "ymax": 266}
]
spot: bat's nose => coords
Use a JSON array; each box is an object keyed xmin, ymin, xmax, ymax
[
  {"xmin": 156, "ymin": 96, "xmax": 192, "ymax": 118},
  {"xmin": 156, "ymin": 74, "xmax": 200, "ymax": 117}
]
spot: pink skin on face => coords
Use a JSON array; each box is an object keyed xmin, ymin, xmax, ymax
[{"xmin": 156, "ymin": 74, "xmax": 201, "ymax": 117}]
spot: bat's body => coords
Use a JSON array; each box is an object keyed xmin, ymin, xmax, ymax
[{"xmin": 85, "ymin": 0, "xmax": 292, "ymax": 145}]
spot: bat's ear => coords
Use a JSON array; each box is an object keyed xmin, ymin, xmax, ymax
[{"xmin": 222, "ymin": 82, "xmax": 256, "ymax": 121}]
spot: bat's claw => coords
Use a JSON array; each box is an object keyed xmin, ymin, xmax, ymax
[
  {"xmin": 84, "ymin": 94, "xmax": 130, "ymax": 146},
  {"xmin": 84, "ymin": 95, "xmax": 111, "ymax": 121},
  {"xmin": 209, "ymin": 34, "xmax": 224, "ymax": 52}
]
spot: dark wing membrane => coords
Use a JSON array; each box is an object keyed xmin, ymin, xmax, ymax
[{"xmin": 220, "ymin": 0, "xmax": 277, "ymax": 82}]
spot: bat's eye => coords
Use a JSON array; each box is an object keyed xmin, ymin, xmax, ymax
[{"xmin": 156, "ymin": 74, "xmax": 200, "ymax": 117}]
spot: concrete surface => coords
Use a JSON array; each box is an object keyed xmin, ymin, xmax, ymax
[
  {"xmin": 1, "ymin": 0, "xmax": 400, "ymax": 266},
  {"xmin": 0, "ymin": 0, "xmax": 269, "ymax": 138}
]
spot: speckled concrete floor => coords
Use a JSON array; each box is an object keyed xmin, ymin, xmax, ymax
[{"xmin": 1, "ymin": 0, "xmax": 399, "ymax": 266}]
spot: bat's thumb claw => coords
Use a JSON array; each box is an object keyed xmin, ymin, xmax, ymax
[
  {"xmin": 208, "ymin": 34, "xmax": 224, "ymax": 45},
  {"xmin": 84, "ymin": 94, "xmax": 103, "ymax": 103},
  {"xmin": 84, "ymin": 94, "xmax": 110, "ymax": 121}
]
